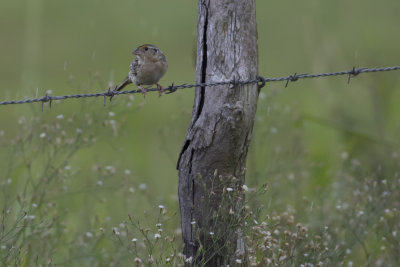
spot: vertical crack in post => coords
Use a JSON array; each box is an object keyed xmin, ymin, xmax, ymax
[
  {"xmin": 190, "ymin": 2, "xmax": 209, "ymax": 257},
  {"xmin": 195, "ymin": 2, "xmax": 208, "ymax": 121},
  {"xmin": 179, "ymin": 0, "xmax": 210, "ymax": 260},
  {"xmin": 176, "ymin": 140, "xmax": 190, "ymax": 169},
  {"xmin": 177, "ymin": 1, "xmax": 208, "ymax": 169}
]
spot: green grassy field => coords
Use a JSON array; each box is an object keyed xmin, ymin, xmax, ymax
[{"xmin": 1, "ymin": 0, "xmax": 399, "ymax": 266}]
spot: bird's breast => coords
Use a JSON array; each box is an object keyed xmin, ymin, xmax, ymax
[{"xmin": 134, "ymin": 60, "xmax": 167, "ymax": 86}]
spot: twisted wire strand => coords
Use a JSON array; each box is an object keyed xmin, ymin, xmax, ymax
[{"xmin": 0, "ymin": 66, "xmax": 399, "ymax": 106}]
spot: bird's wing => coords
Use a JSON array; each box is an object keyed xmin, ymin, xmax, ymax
[{"xmin": 130, "ymin": 57, "xmax": 139, "ymax": 76}]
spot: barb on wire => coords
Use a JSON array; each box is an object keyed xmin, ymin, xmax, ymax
[
  {"xmin": 284, "ymin": 73, "xmax": 309, "ymax": 87},
  {"xmin": 165, "ymin": 83, "xmax": 177, "ymax": 94},
  {"xmin": 0, "ymin": 65, "xmax": 399, "ymax": 107},
  {"xmin": 348, "ymin": 67, "xmax": 366, "ymax": 84}
]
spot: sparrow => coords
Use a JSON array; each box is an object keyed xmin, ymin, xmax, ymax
[{"xmin": 111, "ymin": 44, "xmax": 168, "ymax": 99}]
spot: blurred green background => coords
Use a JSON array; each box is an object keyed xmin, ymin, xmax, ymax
[{"xmin": 1, "ymin": 0, "xmax": 400, "ymax": 266}]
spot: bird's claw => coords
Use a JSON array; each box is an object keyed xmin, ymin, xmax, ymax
[
  {"xmin": 156, "ymin": 83, "xmax": 164, "ymax": 97},
  {"xmin": 138, "ymin": 86, "xmax": 147, "ymax": 98}
]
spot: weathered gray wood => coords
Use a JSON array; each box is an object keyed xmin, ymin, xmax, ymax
[{"xmin": 177, "ymin": 0, "xmax": 258, "ymax": 265}]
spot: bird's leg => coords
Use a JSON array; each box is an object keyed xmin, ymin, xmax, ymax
[
  {"xmin": 156, "ymin": 83, "xmax": 164, "ymax": 97},
  {"xmin": 138, "ymin": 85, "xmax": 147, "ymax": 98}
]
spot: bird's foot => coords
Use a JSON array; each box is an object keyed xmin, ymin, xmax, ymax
[
  {"xmin": 156, "ymin": 83, "xmax": 164, "ymax": 97},
  {"xmin": 138, "ymin": 86, "xmax": 147, "ymax": 98}
]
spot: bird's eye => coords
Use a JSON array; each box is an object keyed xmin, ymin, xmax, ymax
[{"xmin": 144, "ymin": 47, "xmax": 148, "ymax": 51}]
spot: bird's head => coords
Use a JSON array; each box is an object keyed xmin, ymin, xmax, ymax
[{"xmin": 133, "ymin": 44, "xmax": 162, "ymax": 60}]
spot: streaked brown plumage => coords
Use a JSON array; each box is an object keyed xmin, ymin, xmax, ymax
[{"xmin": 112, "ymin": 44, "xmax": 168, "ymax": 99}]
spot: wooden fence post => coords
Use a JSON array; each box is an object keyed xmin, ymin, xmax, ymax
[{"xmin": 177, "ymin": 0, "xmax": 258, "ymax": 265}]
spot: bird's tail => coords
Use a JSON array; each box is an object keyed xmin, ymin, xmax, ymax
[{"xmin": 115, "ymin": 76, "xmax": 132, "ymax": 91}]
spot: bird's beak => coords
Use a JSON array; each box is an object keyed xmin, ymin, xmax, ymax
[{"xmin": 132, "ymin": 48, "xmax": 140, "ymax": 55}]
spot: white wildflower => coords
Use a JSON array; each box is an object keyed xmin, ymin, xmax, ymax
[
  {"xmin": 24, "ymin": 214, "xmax": 35, "ymax": 220},
  {"xmin": 139, "ymin": 183, "xmax": 147, "ymax": 191},
  {"xmin": 279, "ymin": 255, "xmax": 286, "ymax": 261},
  {"xmin": 86, "ymin": 232, "xmax": 93, "ymax": 238}
]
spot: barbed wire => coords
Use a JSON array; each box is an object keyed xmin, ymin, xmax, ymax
[{"xmin": 0, "ymin": 66, "xmax": 399, "ymax": 110}]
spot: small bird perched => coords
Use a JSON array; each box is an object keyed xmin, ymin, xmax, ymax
[{"xmin": 111, "ymin": 44, "xmax": 168, "ymax": 99}]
